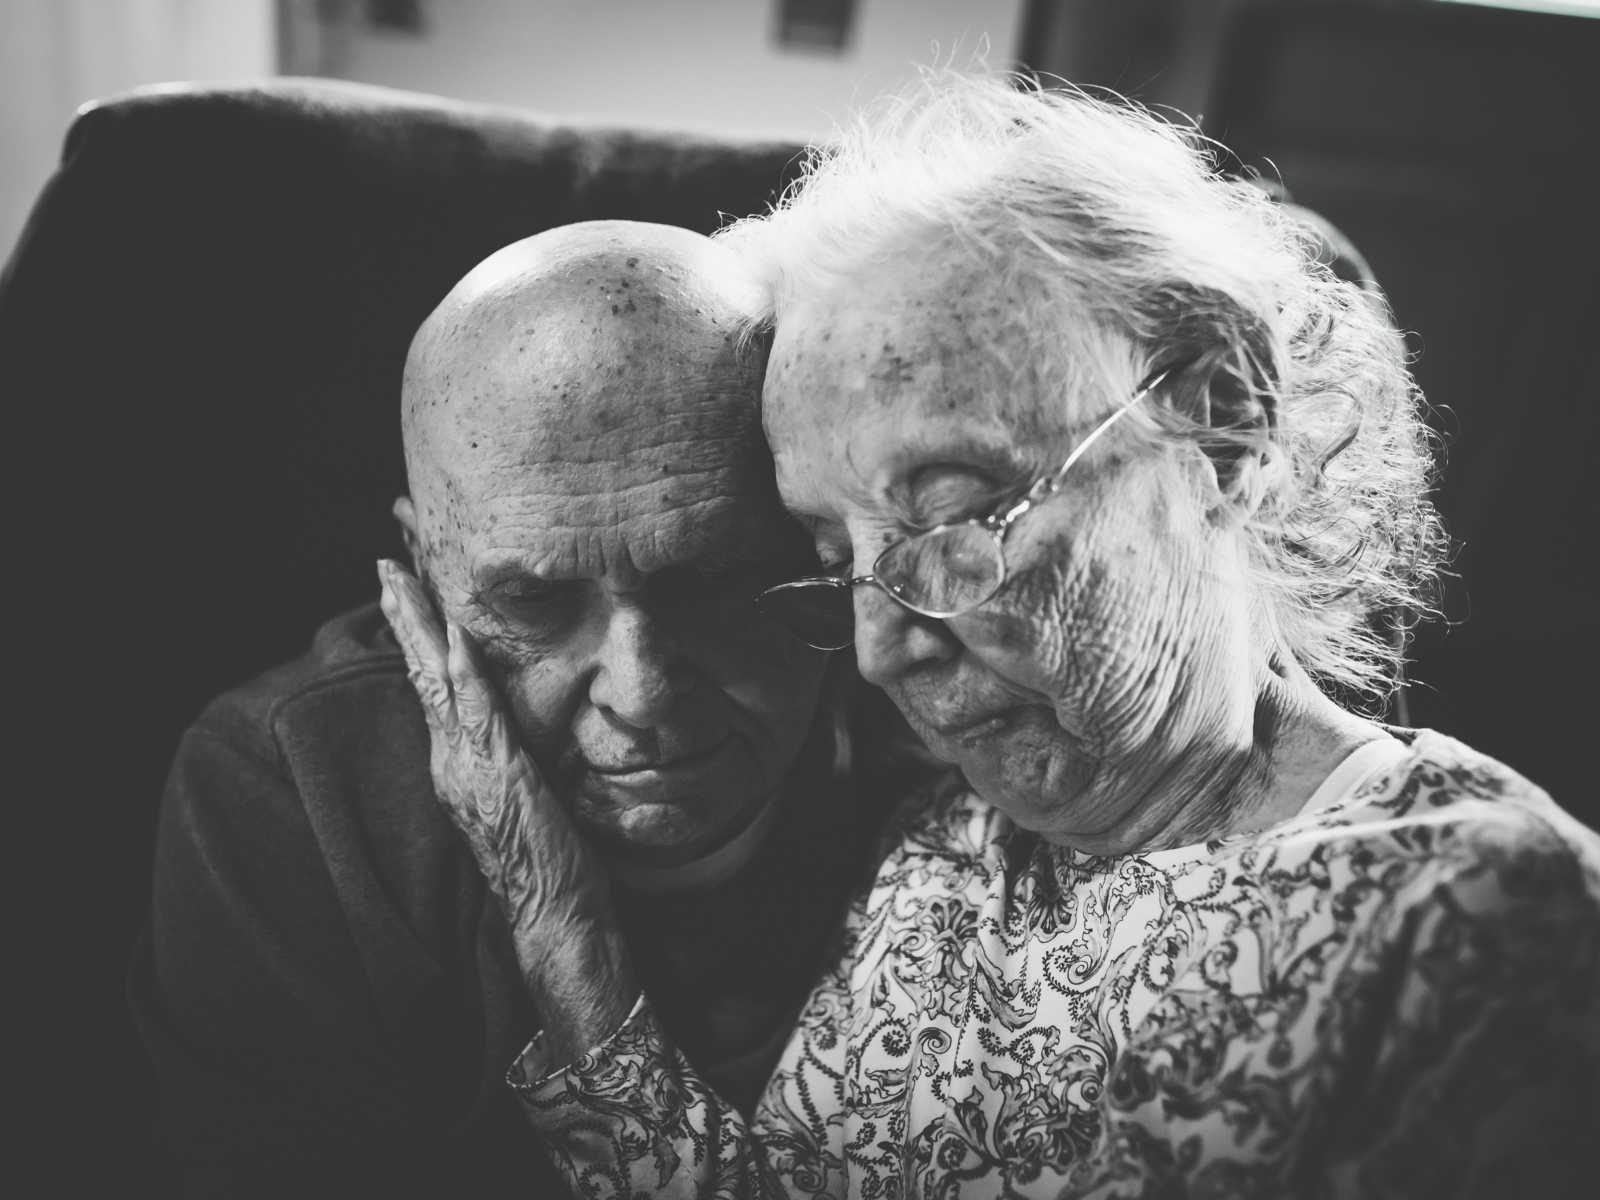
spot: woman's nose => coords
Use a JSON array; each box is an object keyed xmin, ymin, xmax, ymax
[
  {"xmin": 589, "ymin": 606, "xmax": 689, "ymax": 728},
  {"xmin": 852, "ymin": 581, "xmax": 957, "ymax": 687}
]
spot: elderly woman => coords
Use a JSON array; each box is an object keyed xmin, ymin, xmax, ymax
[{"xmin": 384, "ymin": 77, "xmax": 1600, "ymax": 1198}]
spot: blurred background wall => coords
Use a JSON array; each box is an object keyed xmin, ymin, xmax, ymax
[
  {"xmin": 0, "ymin": 0, "xmax": 274, "ymax": 256},
  {"xmin": 0, "ymin": 0, "xmax": 1030, "ymax": 258},
  {"xmin": 286, "ymin": 0, "xmax": 1025, "ymax": 139},
  {"xmin": 5, "ymin": 0, "xmax": 1597, "ymax": 257}
]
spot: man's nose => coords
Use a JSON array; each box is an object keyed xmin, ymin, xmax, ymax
[
  {"xmin": 589, "ymin": 605, "xmax": 689, "ymax": 728},
  {"xmin": 852, "ymin": 582, "xmax": 957, "ymax": 687}
]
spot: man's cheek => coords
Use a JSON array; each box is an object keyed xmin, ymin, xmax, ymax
[
  {"xmin": 490, "ymin": 657, "xmax": 585, "ymax": 764},
  {"xmin": 715, "ymin": 653, "xmax": 828, "ymax": 729},
  {"xmin": 695, "ymin": 617, "xmax": 827, "ymax": 693}
]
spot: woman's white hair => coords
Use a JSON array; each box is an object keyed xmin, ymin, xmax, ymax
[{"xmin": 718, "ymin": 71, "xmax": 1446, "ymax": 701}]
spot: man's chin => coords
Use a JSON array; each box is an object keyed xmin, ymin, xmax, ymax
[
  {"xmin": 571, "ymin": 785, "xmax": 755, "ymax": 867},
  {"xmin": 560, "ymin": 735, "xmax": 778, "ymax": 865}
]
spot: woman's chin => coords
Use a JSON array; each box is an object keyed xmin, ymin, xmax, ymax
[{"xmin": 949, "ymin": 712, "xmax": 1093, "ymax": 826}]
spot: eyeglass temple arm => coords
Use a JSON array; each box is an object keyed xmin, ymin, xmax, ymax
[
  {"xmin": 761, "ymin": 573, "xmax": 878, "ymax": 591},
  {"xmin": 1008, "ymin": 368, "xmax": 1172, "ymax": 517}
]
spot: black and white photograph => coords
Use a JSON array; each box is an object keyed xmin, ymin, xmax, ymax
[{"xmin": 6, "ymin": 1, "xmax": 1597, "ymax": 1195}]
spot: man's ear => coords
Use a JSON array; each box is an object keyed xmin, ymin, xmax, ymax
[{"xmin": 392, "ymin": 496, "xmax": 423, "ymax": 569}]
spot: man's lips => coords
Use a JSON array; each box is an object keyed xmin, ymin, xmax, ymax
[{"xmin": 584, "ymin": 735, "xmax": 731, "ymax": 777}]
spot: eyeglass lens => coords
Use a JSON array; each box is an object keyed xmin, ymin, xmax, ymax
[
  {"xmin": 755, "ymin": 582, "xmax": 856, "ymax": 650},
  {"xmin": 759, "ymin": 370, "xmax": 1164, "ymax": 648},
  {"xmin": 874, "ymin": 523, "xmax": 1005, "ymax": 617}
]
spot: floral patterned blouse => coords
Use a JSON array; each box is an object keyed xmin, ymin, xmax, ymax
[{"xmin": 513, "ymin": 731, "xmax": 1600, "ymax": 1198}]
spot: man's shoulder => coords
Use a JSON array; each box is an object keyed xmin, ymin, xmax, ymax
[
  {"xmin": 189, "ymin": 604, "xmax": 409, "ymax": 748},
  {"xmin": 161, "ymin": 602, "xmax": 446, "ymax": 914},
  {"xmin": 188, "ymin": 602, "xmax": 412, "ymax": 760}
]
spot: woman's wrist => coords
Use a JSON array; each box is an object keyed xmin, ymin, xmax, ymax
[{"xmin": 512, "ymin": 911, "xmax": 640, "ymax": 1064}]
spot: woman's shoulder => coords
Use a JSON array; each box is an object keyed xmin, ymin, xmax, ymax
[
  {"xmin": 1325, "ymin": 729, "xmax": 1590, "ymax": 843},
  {"xmin": 1259, "ymin": 728, "xmax": 1600, "ymax": 921},
  {"xmin": 1385, "ymin": 727, "xmax": 1560, "ymax": 808}
]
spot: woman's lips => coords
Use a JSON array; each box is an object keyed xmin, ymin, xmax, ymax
[{"xmin": 925, "ymin": 708, "xmax": 1017, "ymax": 745}]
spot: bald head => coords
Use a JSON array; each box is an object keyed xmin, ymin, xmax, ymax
[{"xmin": 399, "ymin": 220, "xmax": 773, "ymax": 576}]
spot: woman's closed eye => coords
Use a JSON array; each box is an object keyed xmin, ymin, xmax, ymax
[{"xmin": 905, "ymin": 465, "xmax": 1012, "ymax": 530}]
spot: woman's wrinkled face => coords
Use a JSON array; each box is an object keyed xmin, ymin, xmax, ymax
[{"xmin": 763, "ymin": 266, "xmax": 1253, "ymax": 847}]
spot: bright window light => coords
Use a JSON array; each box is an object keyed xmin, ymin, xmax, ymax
[{"xmin": 1433, "ymin": 0, "xmax": 1600, "ymax": 16}]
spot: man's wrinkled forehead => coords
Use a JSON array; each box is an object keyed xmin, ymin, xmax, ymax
[
  {"xmin": 423, "ymin": 405, "xmax": 787, "ymax": 578},
  {"xmin": 465, "ymin": 483, "xmax": 785, "ymax": 586}
]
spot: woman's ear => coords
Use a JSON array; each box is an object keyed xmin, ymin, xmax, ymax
[
  {"xmin": 1141, "ymin": 284, "xmax": 1280, "ymax": 516},
  {"xmin": 1175, "ymin": 342, "xmax": 1276, "ymax": 507},
  {"xmin": 392, "ymin": 496, "xmax": 423, "ymax": 569},
  {"xmin": 1178, "ymin": 354, "xmax": 1275, "ymax": 527},
  {"xmin": 1155, "ymin": 308, "xmax": 1278, "ymax": 523}
]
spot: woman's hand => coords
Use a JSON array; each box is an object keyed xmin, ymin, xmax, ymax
[{"xmin": 378, "ymin": 558, "xmax": 638, "ymax": 1061}]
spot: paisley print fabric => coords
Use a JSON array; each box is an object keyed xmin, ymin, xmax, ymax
[{"xmin": 515, "ymin": 732, "xmax": 1600, "ymax": 1197}]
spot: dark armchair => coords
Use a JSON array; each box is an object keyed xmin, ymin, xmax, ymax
[
  {"xmin": 2, "ymin": 78, "xmax": 805, "ymax": 1191},
  {"xmin": 1204, "ymin": 0, "xmax": 1600, "ymax": 827}
]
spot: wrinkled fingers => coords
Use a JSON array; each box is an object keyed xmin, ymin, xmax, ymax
[
  {"xmin": 377, "ymin": 559, "xmax": 456, "ymax": 733},
  {"xmin": 446, "ymin": 621, "xmax": 507, "ymax": 757}
]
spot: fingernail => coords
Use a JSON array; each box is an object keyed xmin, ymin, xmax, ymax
[
  {"xmin": 446, "ymin": 622, "xmax": 460, "ymax": 650},
  {"xmin": 376, "ymin": 558, "xmax": 393, "ymax": 582}
]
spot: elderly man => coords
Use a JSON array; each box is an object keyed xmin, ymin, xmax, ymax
[{"xmin": 130, "ymin": 221, "xmax": 887, "ymax": 1196}]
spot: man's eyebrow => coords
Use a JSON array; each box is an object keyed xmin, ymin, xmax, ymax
[
  {"xmin": 468, "ymin": 574, "xmax": 551, "ymax": 610},
  {"xmin": 469, "ymin": 553, "xmax": 568, "ymax": 590}
]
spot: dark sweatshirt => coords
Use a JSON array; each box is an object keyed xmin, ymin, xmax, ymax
[{"xmin": 130, "ymin": 603, "xmax": 880, "ymax": 1198}]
